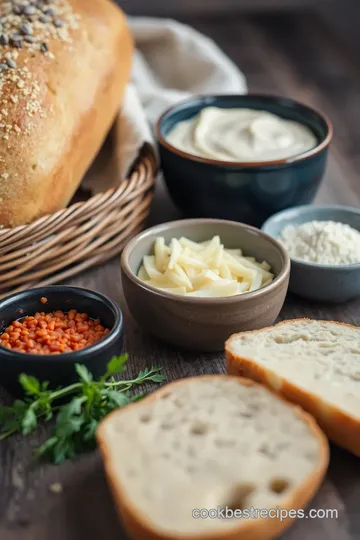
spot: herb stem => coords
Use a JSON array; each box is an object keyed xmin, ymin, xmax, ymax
[
  {"xmin": 104, "ymin": 371, "xmax": 163, "ymax": 389},
  {"xmin": 0, "ymin": 427, "xmax": 18, "ymax": 440},
  {"xmin": 0, "ymin": 404, "xmax": 62, "ymax": 441},
  {"xmin": 49, "ymin": 383, "xmax": 83, "ymax": 401},
  {"xmin": 104, "ymin": 380, "xmax": 137, "ymax": 388}
]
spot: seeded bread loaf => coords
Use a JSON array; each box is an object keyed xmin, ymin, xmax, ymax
[
  {"xmin": 0, "ymin": 0, "xmax": 133, "ymax": 228},
  {"xmin": 226, "ymin": 319, "xmax": 360, "ymax": 456},
  {"xmin": 97, "ymin": 376, "xmax": 329, "ymax": 540}
]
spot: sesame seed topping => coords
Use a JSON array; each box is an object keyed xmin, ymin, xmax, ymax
[
  {"xmin": 43, "ymin": 8, "xmax": 56, "ymax": 16},
  {"xmin": 0, "ymin": 0, "xmax": 81, "ymax": 143},
  {"xmin": 20, "ymin": 23, "xmax": 33, "ymax": 35},
  {"xmin": 10, "ymin": 36, "xmax": 23, "ymax": 49},
  {"xmin": 13, "ymin": 5, "xmax": 23, "ymax": 16},
  {"xmin": 0, "ymin": 34, "xmax": 9, "ymax": 45},
  {"xmin": 23, "ymin": 6, "xmax": 37, "ymax": 16},
  {"xmin": 6, "ymin": 57, "xmax": 16, "ymax": 69}
]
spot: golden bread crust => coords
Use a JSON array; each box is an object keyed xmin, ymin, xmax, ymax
[{"xmin": 0, "ymin": 0, "xmax": 133, "ymax": 227}]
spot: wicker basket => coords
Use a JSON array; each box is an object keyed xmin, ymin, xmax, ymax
[{"xmin": 0, "ymin": 143, "xmax": 157, "ymax": 299}]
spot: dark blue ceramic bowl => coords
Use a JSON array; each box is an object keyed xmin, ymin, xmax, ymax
[{"xmin": 156, "ymin": 94, "xmax": 332, "ymax": 227}]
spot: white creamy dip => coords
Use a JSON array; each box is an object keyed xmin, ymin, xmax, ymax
[{"xmin": 166, "ymin": 107, "xmax": 318, "ymax": 162}]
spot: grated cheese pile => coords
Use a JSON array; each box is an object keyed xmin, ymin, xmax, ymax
[
  {"xmin": 137, "ymin": 236, "xmax": 274, "ymax": 297},
  {"xmin": 279, "ymin": 220, "xmax": 360, "ymax": 265}
]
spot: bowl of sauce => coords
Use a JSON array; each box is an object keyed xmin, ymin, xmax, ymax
[{"xmin": 156, "ymin": 94, "xmax": 332, "ymax": 227}]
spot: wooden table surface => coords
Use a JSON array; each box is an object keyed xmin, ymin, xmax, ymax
[{"xmin": 1, "ymin": 10, "xmax": 360, "ymax": 540}]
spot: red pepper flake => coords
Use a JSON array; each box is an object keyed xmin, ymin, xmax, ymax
[{"xmin": 0, "ymin": 310, "xmax": 110, "ymax": 354}]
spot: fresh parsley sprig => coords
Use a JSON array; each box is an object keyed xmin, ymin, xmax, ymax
[{"xmin": 0, "ymin": 354, "xmax": 165, "ymax": 464}]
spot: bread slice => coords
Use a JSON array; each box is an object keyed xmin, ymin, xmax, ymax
[
  {"xmin": 97, "ymin": 375, "xmax": 328, "ymax": 540},
  {"xmin": 226, "ymin": 318, "xmax": 360, "ymax": 456}
]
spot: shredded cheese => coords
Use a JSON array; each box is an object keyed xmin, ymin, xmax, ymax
[{"xmin": 137, "ymin": 236, "xmax": 274, "ymax": 297}]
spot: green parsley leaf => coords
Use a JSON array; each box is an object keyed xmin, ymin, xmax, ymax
[
  {"xmin": 21, "ymin": 407, "xmax": 37, "ymax": 435},
  {"xmin": 147, "ymin": 372, "xmax": 167, "ymax": 383},
  {"xmin": 63, "ymin": 396, "xmax": 87, "ymax": 417},
  {"xmin": 129, "ymin": 393, "xmax": 145, "ymax": 403},
  {"xmin": 13, "ymin": 399, "xmax": 28, "ymax": 414},
  {"xmin": 83, "ymin": 418, "xmax": 99, "ymax": 442},
  {"xmin": 75, "ymin": 364, "xmax": 93, "ymax": 383},
  {"xmin": 19, "ymin": 374, "xmax": 41, "ymax": 396},
  {"xmin": 54, "ymin": 397, "xmax": 86, "ymax": 438},
  {"xmin": 36, "ymin": 436, "xmax": 58, "ymax": 459},
  {"xmin": 38, "ymin": 435, "xmax": 77, "ymax": 464},
  {"xmin": 40, "ymin": 381, "xmax": 50, "ymax": 392},
  {"xmin": 132, "ymin": 366, "xmax": 166, "ymax": 384},
  {"xmin": 136, "ymin": 367, "xmax": 150, "ymax": 379},
  {"xmin": 102, "ymin": 389, "xmax": 130, "ymax": 408},
  {"xmin": 0, "ymin": 400, "xmax": 26, "ymax": 422},
  {"xmin": 103, "ymin": 354, "xmax": 129, "ymax": 380}
]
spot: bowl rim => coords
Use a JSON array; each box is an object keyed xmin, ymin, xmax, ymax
[
  {"xmin": 0, "ymin": 285, "xmax": 123, "ymax": 361},
  {"xmin": 262, "ymin": 204, "xmax": 360, "ymax": 269},
  {"xmin": 155, "ymin": 93, "xmax": 333, "ymax": 168},
  {"xmin": 121, "ymin": 218, "xmax": 291, "ymax": 304}
]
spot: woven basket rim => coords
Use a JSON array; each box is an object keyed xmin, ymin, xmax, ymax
[
  {"xmin": 0, "ymin": 142, "xmax": 157, "ymax": 297},
  {"xmin": 0, "ymin": 142, "xmax": 157, "ymax": 236}
]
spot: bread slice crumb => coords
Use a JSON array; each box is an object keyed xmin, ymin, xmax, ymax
[{"xmin": 97, "ymin": 375, "xmax": 328, "ymax": 540}]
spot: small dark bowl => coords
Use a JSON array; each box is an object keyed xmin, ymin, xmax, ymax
[
  {"xmin": 156, "ymin": 94, "xmax": 333, "ymax": 227},
  {"xmin": 0, "ymin": 286, "xmax": 123, "ymax": 395}
]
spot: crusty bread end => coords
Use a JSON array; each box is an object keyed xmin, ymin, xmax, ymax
[{"xmin": 226, "ymin": 318, "xmax": 360, "ymax": 456}]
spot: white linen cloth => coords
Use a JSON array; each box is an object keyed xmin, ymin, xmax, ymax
[
  {"xmin": 129, "ymin": 17, "xmax": 247, "ymax": 125},
  {"xmin": 85, "ymin": 17, "xmax": 247, "ymax": 192}
]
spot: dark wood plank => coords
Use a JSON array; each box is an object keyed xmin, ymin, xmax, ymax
[
  {"xmin": 117, "ymin": 0, "xmax": 333, "ymax": 18},
  {"xmin": 1, "ymin": 10, "xmax": 360, "ymax": 540},
  {"xmin": 320, "ymin": 0, "xmax": 360, "ymax": 60}
]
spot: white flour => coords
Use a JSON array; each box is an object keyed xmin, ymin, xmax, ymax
[{"xmin": 279, "ymin": 220, "xmax": 360, "ymax": 265}]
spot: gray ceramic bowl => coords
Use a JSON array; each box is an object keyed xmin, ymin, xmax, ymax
[
  {"xmin": 262, "ymin": 205, "xmax": 360, "ymax": 303},
  {"xmin": 121, "ymin": 219, "xmax": 290, "ymax": 351}
]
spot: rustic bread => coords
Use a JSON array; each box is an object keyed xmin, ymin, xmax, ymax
[
  {"xmin": 0, "ymin": 0, "xmax": 133, "ymax": 228},
  {"xmin": 97, "ymin": 375, "xmax": 328, "ymax": 540},
  {"xmin": 226, "ymin": 318, "xmax": 360, "ymax": 456}
]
